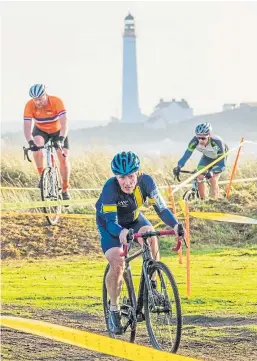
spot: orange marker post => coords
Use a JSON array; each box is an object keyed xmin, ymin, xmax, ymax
[
  {"xmin": 226, "ymin": 137, "xmax": 244, "ymax": 200},
  {"xmin": 168, "ymin": 186, "xmax": 183, "ymax": 264},
  {"xmin": 185, "ymin": 201, "xmax": 191, "ymax": 297}
]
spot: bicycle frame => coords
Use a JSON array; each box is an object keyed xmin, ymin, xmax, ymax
[
  {"xmin": 23, "ymin": 139, "xmax": 65, "ymax": 225},
  {"xmin": 43, "ymin": 141, "xmax": 62, "ymax": 198},
  {"xmin": 23, "ymin": 139, "xmax": 64, "ymax": 196},
  {"xmin": 122, "ymin": 239, "xmax": 153, "ymax": 324},
  {"xmin": 175, "ymin": 169, "xmax": 210, "ymax": 192},
  {"xmin": 120, "ymin": 229, "xmax": 182, "ymax": 326}
]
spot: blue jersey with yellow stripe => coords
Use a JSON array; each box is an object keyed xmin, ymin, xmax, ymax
[{"xmin": 95, "ymin": 173, "xmax": 178, "ymax": 237}]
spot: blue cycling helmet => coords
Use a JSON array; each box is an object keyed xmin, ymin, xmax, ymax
[
  {"xmin": 29, "ymin": 84, "xmax": 46, "ymax": 98},
  {"xmin": 195, "ymin": 122, "xmax": 212, "ymax": 135},
  {"xmin": 111, "ymin": 151, "xmax": 140, "ymax": 176}
]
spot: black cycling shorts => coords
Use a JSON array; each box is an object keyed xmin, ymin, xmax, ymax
[{"xmin": 32, "ymin": 126, "xmax": 69, "ymax": 149}]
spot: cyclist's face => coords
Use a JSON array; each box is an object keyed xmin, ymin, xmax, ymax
[
  {"xmin": 116, "ymin": 173, "xmax": 138, "ymax": 194},
  {"xmin": 33, "ymin": 94, "xmax": 48, "ymax": 108},
  {"xmin": 197, "ymin": 135, "xmax": 209, "ymax": 146}
]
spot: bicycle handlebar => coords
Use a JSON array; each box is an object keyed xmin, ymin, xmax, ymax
[
  {"xmin": 175, "ymin": 169, "xmax": 198, "ymax": 182},
  {"xmin": 23, "ymin": 143, "xmax": 66, "ymax": 162},
  {"xmin": 120, "ymin": 226, "xmax": 186, "ymax": 257}
]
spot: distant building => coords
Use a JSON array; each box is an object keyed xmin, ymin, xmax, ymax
[
  {"xmin": 222, "ymin": 103, "xmax": 236, "ymax": 111},
  {"xmin": 147, "ymin": 98, "xmax": 193, "ymax": 128},
  {"xmin": 239, "ymin": 102, "xmax": 257, "ymax": 108}
]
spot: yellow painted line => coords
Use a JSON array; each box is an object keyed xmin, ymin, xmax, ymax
[
  {"xmin": 190, "ymin": 212, "xmax": 257, "ymax": 224},
  {"xmin": 1, "ymin": 316, "xmax": 200, "ymax": 361}
]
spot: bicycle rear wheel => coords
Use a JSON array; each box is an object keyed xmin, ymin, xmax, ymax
[
  {"xmin": 40, "ymin": 167, "xmax": 62, "ymax": 225},
  {"xmin": 103, "ymin": 264, "xmax": 136, "ymax": 343},
  {"xmin": 144, "ymin": 261, "xmax": 182, "ymax": 353}
]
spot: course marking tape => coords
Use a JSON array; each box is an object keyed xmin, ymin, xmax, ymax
[
  {"xmin": 1, "ymin": 198, "xmax": 97, "ymax": 210},
  {"xmin": 1, "ymin": 177, "xmax": 256, "ymax": 192},
  {"xmin": 1, "ymin": 316, "xmax": 200, "ymax": 361},
  {"xmin": 189, "ymin": 212, "xmax": 257, "ymax": 224}
]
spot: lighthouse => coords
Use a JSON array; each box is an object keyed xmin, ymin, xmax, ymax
[{"xmin": 122, "ymin": 13, "xmax": 144, "ymax": 123}]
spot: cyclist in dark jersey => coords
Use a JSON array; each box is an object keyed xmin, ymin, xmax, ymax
[
  {"xmin": 96, "ymin": 151, "xmax": 184, "ymax": 334},
  {"xmin": 173, "ymin": 123, "xmax": 228, "ymax": 199}
]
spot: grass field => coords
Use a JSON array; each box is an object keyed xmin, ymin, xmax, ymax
[
  {"xmin": 2, "ymin": 249, "xmax": 257, "ymax": 316},
  {"xmin": 1, "ymin": 151, "xmax": 257, "ymax": 360},
  {"xmin": 2, "ymin": 249, "xmax": 257, "ymax": 361}
]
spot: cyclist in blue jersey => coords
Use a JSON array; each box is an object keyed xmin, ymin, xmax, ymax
[
  {"xmin": 96, "ymin": 151, "xmax": 184, "ymax": 335},
  {"xmin": 173, "ymin": 123, "xmax": 228, "ymax": 199}
]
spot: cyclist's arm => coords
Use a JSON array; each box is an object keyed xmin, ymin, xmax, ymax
[
  {"xmin": 24, "ymin": 102, "xmax": 34, "ymax": 142},
  {"xmin": 55, "ymin": 97, "xmax": 68, "ymax": 138},
  {"xmin": 101, "ymin": 182, "xmax": 124, "ymax": 237},
  {"xmin": 212, "ymin": 137, "xmax": 226, "ymax": 170},
  {"xmin": 144, "ymin": 175, "xmax": 178, "ymax": 227},
  {"xmin": 178, "ymin": 137, "xmax": 198, "ymax": 168},
  {"xmin": 24, "ymin": 120, "xmax": 33, "ymax": 142},
  {"xmin": 59, "ymin": 114, "xmax": 68, "ymax": 138}
]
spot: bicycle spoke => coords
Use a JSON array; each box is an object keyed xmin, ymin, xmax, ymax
[{"xmin": 41, "ymin": 167, "xmax": 62, "ymax": 225}]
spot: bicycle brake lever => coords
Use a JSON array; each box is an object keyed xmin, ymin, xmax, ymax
[
  {"xmin": 178, "ymin": 224, "xmax": 189, "ymax": 249},
  {"xmin": 120, "ymin": 229, "xmax": 134, "ymax": 257},
  {"xmin": 177, "ymin": 223, "xmax": 184, "ymax": 237},
  {"xmin": 23, "ymin": 147, "xmax": 32, "ymax": 162},
  {"xmin": 174, "ymin": 173, "xmax": 181, "ymax": 182}
]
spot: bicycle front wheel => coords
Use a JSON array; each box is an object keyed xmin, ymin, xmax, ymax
[
  {"xmin": 183, "ymin": 189, "xmax": 199, "ymax": 201},
  {"xmin": 40, "ymin": 167, "xmax": 62, "ymax": 226},
  {"xmin": 144, "ymin": 261, "xmax": 182, "ymax": 353},
  {"xmin": 103, "ymin": 264, "xmax": 136, "ymax": 343}
]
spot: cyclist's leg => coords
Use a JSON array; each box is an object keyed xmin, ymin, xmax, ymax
[
  {"xmin": 54, "ymin": 133, "xmax": 71, "ymax": 193},
  {"xmin": 197, "ymin": 156, "xmax": 211, "ymax": 199},
  {"xmin": 131, "ymin": 213, "xmax": 160, "ymax": 261},
  {"xmin": 98, "ymin": 225, "xmax": 124, "ymax": 311},
  {"xmin": 210, "ymin": 161, "xmax": 226, "ymax": 199},
  {"xmin": 32, "ymin": 127, "xmax": 47, "ymax": 176}
]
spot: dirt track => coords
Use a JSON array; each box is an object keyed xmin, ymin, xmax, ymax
[{"xmin": 2, "ymin": 305, "xmax": 257, "ymax": 361}]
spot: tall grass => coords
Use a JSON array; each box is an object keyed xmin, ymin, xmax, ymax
[{"xmin": 1, "ymin": 149, "xmax": 257, "ymax": 190}]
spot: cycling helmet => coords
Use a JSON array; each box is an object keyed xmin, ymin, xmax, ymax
[
  {"xmin": 195, "ymin": 122, "xmax": 212, "ymax": 135},
  {"xmin": 111, "ymin": 151, "xmax": 140, "ymax": 176},
  {"xmin": 29, "ymin": 84, "xmax": 46, "ymax": 98}
]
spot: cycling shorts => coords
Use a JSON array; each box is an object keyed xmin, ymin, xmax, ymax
[
  {"xmin": 32, "ymin": 126, "xmax": 69, "ymax": 149},
  {"xmin": 97, "ymin": 212, "xmax": 152, "ymax": 254}
]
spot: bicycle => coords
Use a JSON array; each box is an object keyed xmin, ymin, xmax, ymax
[
  {"xmin": 174, "ymin": 169, "xmax": 211, "ymax": 201},
  {"xmin": 103, "ymin": 226, "xmax": 187, "ymax": 353},
  {"xmin": 23, "ymin": 139, "xmax": 65, "ymax": 225}
]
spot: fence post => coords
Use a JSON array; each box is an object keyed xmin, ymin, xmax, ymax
[
  {"xmin": 168, "ymin": 186, "xmax": 183, "ymax": 264},
  {"xmin": 226, "ymin": 137, "xmax": 244, "ymax": 200},
  {"xmin": 185, "ymin": 201, "xmax": 191, "ymax": 297}
]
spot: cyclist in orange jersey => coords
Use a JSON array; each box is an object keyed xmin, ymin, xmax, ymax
[{"xmin": 24, "ymin": 84, "xmax": 71, "ymax": 200}]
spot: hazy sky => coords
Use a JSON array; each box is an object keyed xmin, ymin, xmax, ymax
[{"xmin": 1, "ymin": 1, "xmax": 257, "ymax": 125}]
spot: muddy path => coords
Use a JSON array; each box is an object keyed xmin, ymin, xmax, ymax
[{"xmin": 1, "ymin": 305, "xmax": 257, "ymax": 361}]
